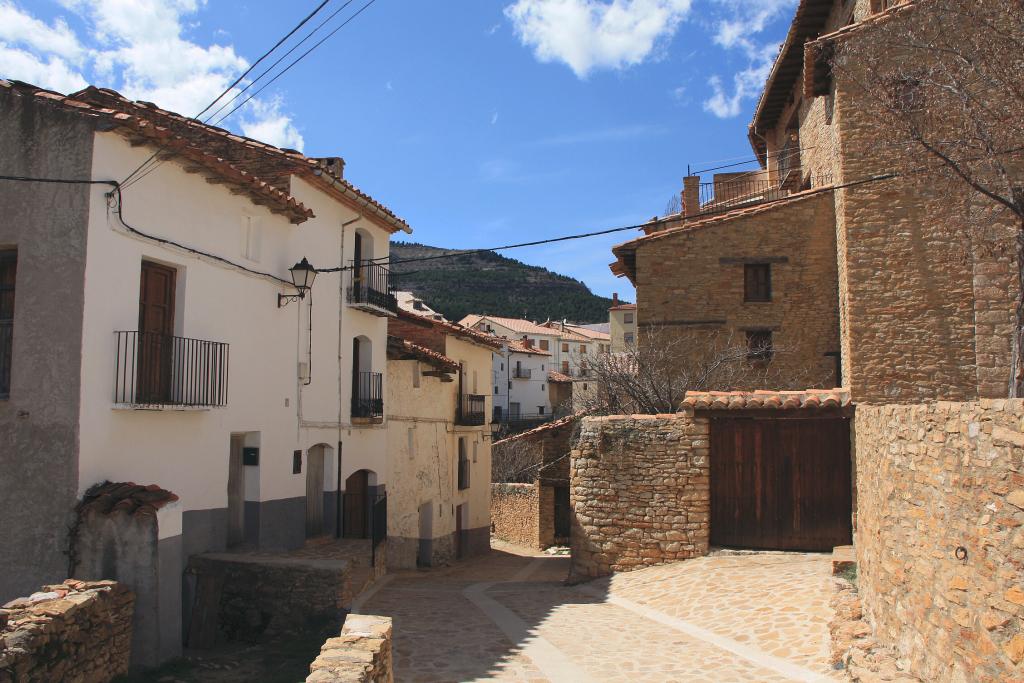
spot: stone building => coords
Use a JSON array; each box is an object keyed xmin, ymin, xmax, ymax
[{"xmin": 600, "ymin": 1, "xmax": 1024, "ymax": 680}]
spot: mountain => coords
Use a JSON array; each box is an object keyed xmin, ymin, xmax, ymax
[{"xmin": 388, "ymin": 242, "xmax": 623, "ymax": 324}]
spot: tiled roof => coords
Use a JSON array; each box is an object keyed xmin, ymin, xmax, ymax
[
  {"xmin": 680, "ymin": 389, "xmax": 851, "ymax": 411},
  {"xmin": 492, "ymin": 412, "xmax": 585, "ymax": 445},
  {"xmin": 547, "ymin": 370, "xmax": 573, "ymax": 383},
  {"xmin": 78, "ymin": 481, "xmax": 179, "ymax": 518},
  {"xmin": 1, "ymin": 80, "xmax": 315, "ymax": 223},
  {"xmin": 398, "ymin": 309, "xmax": 504, "ymax": 350},
  {"xmin": 507, "ymin": 339, "xmax": 551, "ymax": 356},
  {"xmin": 610, "ymin": 188, "xmax": 834, "ymax": 281},
  {"xmin": 70, "ymin": 86, "xmax": 410, "ymax": 234},
  {"xmin": 609, "ymin": 303, "xmax": 637, "ymax": 311},
  {"xmin": 386, "ymin": 335, "xmax": 459, "ymax": 373},
  {"xmin": 459, "ymin": 315, "xmax": 559, "ymax": 338},
  {"xmin": 543, "ymin": 322, "xmax": 611, "ymax": 342}
]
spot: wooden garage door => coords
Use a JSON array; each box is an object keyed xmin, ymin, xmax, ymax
[{"xmin": 710, "ymin": 417, "xmax": 852, "ymax": 551}]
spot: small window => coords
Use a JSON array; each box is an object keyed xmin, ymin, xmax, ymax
[
  {"xmin": 583, "ymin": 383, "xmax": 588, "ymax": 391},
  {"xmin": 412, "ymin": 361, "xmax": 421, "ymax": 388},
  {"xmin": 500, "ymin": 362, "xmax": 505, "ymax": 371},
  {"xmin": 538, "ymin": 406, "xmax": 545, "ymax": 415},
  {"xmin": 623, "ymin": 312, "xmax": 634, "ymax": 324},
  {"xmin": 541, "ymin": 364, "xmax": 544, "ymax": 371},
  {"xmin": 747, "ymin": 330, "xmax": 774, "ymax": 365},
  {"xmin": 241, "ymin": 215, "xmax": 261, "ymax": 262},
  {"xmin": 539, "ymin": 339, "xmax": 549, "ymax": 351},
  {"xmin": 561, "ymin": 342, "xmax": 569, "ymax": 353},
  {"xmin": 494, "ymin": 385, "xmax": 498, "ymax": 395},
  {"xmin": 580, "ymin": 344, "xmax": 587, "ymax": 354},
  {"xmin": 458, "ymin": 437, "xmax": 470, "ymax": 490},
  {"xmin": 541, "ymin": 384, "xmax": 545, "ymax": 391},
  {"xmin": 624, "ymin": 333, "xmax": 634, "ymax": 345},
  {"xmin": 561, "ymin": 360, "xmax": 569, "ymax": 373},
  {"xmin": 0, "ymin": 250, "xmax": 15, "ymax": 398},
  {"xmin": 744, "ymin": 263, "xmax": 772, "ymax": 302}
]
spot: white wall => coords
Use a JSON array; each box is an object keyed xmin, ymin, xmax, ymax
[
  {"xmin": 77, "ymin": 133, "xmax": 397, "ymax": 540},
  {"xmin": 494, "ymin": 349, "xmax": 551, "ymax": 419}
]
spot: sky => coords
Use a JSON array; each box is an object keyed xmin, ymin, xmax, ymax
[{"xmin": 0, "ymin": 0, "xmax": 800, "ymax": 301}]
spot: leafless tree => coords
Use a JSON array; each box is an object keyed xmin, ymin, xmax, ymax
[
  {"xmin": 664, "ymin": 193, "xmax": 682, "ymax": 217},
  {"xmin": 491, "ymin": 438, "xmax": 542, "ymax": 483},
  {"xmin": 829, "ymin": 0, "xmax": 1024, "ymax": 394},
  {"xmin": 573, "ymin": 327, "xmax": 822, "ymax": 415}
]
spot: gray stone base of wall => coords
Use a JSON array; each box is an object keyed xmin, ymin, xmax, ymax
[{"xmin": 245, "ymin": 496, "xmax": 307, "ymax": 551}]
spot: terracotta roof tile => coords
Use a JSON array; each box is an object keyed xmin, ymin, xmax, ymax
[
  {"xmin": 547, "ymin": 370, "xmax": 573, "ymax": 383},
  {"xmin": 492, "ymin": 412, "xmax": 586, "ymax": 445},
  {"xmin": 507, "ymin": 339, "xmax": 551, "ymax": 356},
  {"xmin": 459, "ymin": 315, "xmax": 560, "ymax": 338},
  {"xmin": 609, "ymin": 303, "xmax": 637, "ymax": 311},
  {"xmin": 397, "ymin": 309, "xmax": 504, "ymax": 350},
  {"xmin": 386, "ymin": 335, "xmax": 459, "ymax": 373},
  {"xmin": 680, "ymin": 388, "xmax": 851, "ymax": 411}
]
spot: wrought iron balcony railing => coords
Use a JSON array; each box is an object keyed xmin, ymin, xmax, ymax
[
  {"xmin": 512, "ymin": 367, "xmax": 532, "ymax": 379},
  {"xmin": 698, "ymin": 174, "xmax": 833, "ymax": 217},
  {"xmin": 457, "ymin": 393, "xmax": 486, "ymax": 426},
  {"xmin": 352, "ymin": 371, "xmax": 384, "ymax": 420},
  {"xmin": 346, "ymin": 261, "xmax": 397, "ymax": 316},
  {"xmin": 114, "ymin": 330, "xmax": 229, "ymax": 408}
]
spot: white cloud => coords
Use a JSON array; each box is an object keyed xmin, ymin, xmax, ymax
[
  {"xmin": 0, "ymin": 0, "xmax": 305, "ymax": 150},
  {"xmin": 504, "ymin": 0, "xmax": 693, "ymax": 78},
  {"xmin": 701, "ymin": 0, "xmax": 793, "ymax": 118},
  {"xmin": 490, "ymin": 111, "xmax": 499, "ymax": 125}
]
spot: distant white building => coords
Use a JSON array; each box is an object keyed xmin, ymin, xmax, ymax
[
  {"xmin": 491, "ymin": 339, "xmax": 553, "ymax": 425},
  {"xmin": 395, "ymin": 291, "xmax": 446, "ymax": 321}
]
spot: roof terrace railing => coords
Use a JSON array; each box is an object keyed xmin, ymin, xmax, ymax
[{"xmin": 698, "ymin": 173, "xmax": 833, "ymax": 217}]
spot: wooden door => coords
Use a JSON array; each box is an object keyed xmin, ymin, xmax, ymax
[
  {"xmin": 306, "ymin": 446, "xmax": 325, "ymax": 538},
  {"xmin": 138, "ymin": 261, "xmax": 176, "ymax": 403},
  {"xmin": 227, "ymin": 435, "xmax": 245, "ymax": 547},
  {"xmin": 710, "ymin": 417, "xmax": 852, "ymax": 551},
  {"xmin": 343, "ymin": 470, "xmax": 369, "ymax": 538}
]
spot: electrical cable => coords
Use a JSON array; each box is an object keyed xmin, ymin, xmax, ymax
[{"xmin": 119, "ymin": 0, "xmax": 338, "ymax": 188}]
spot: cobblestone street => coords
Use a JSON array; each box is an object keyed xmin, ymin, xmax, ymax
[{"xmin": 357, "ymin": 540, "xmax": 840, "ymax": 682}]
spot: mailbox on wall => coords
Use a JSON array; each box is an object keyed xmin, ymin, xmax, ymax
[{"xmin": 242, "ymin": 447, "xmax": 259, "ymax": 466}]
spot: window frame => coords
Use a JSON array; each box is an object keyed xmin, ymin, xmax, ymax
[{"xmin": 744, "ymin": 263, "xmax": 772, "ymax": 302}]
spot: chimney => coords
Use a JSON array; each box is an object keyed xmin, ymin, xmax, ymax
[
  {"xmin": 315, "ymin": 156, "xmax": 346, "ymax": 179},
  {"xmin": 522, "ymin": 335, "xmax": 533, "ymax": 349},
  {"xmin": 612, "ymin": 292, "xmax": 619, "ymax": 306}
]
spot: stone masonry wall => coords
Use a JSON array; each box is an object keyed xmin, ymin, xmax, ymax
[
  {"xmin": 0, "ymin": 580, "xmax": 134, "ymax": 683},
  {"xmin": 570, "ymin": 414, "xmax": 710, "ymax": 578},
  {"xmin": 856, "ymin": 401, "xmax": 1024, "ymax": 681},
  {"xmin": 634, "ymin": 190, "xmax": 840, "ymax": 391},
  {"xmin": 307, "ymin": 614, "xmax": 393, "ymax": 683},
  {"xmin": 186, "ymin": 555, "xmax": 350, "ymax": 647},
  {"xmin": 491, "ymin": 483, "xmax": 543, "ymax": 549}
]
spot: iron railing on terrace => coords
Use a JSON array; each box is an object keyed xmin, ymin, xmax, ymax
[
  {"xmin": 352, "ymin": 371, "xmax": 384, "ymax": 420},
  {"xmin": 0, "ymin": 321, "xmax": 11, "ymax": 399},
  {"xmin": 698, "ymin": 173, "xmax": 833, "ymax": 216},
  {"xmin": 347, "ymin": 260, "xmax": 398, "ymax": 315},
  {"xmin": 511, "ymin": 367, "xmax": 532, "ymax": 379},
  {"xmin": 491, "ymin": 411, "xmax": 556, "ymax": 438},
  {"xmin": 457, "ymin": 393, "xmax": 486, "ymax": 426},
  {"xmin": 114, "ymin": 330, "xmax": 229, "ymax": 408}
]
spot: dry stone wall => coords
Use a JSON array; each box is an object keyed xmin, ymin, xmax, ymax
[
  {"xmin": 570, "ymin": 413, "xmax": 710, "ymax": 578},
  {"xmin": 307, "ymin": 614, "xmax": 393, "ymax": 683},
  {"xmin": 856, "ymin": 400, "xmax": 1024, "ymax": 681},
  {"xmin": 491, "ymin": 483, "xmax": 541, "ymax": 548},
  {"xmin": 0, "ymin": 580, "xmax": 133, "ymax": 683}
]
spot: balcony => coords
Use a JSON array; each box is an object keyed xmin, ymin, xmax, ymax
[
  {"xmin": 512, "ymin": 367, "xmax": 532, "ymax": 379},
  {"xmin": 114, "ymin": 331, "xmax": 229, "ymax": 409},
  {"xmin": 457, "ymin": 394, "xmax": 486, "ymax": 426},
  {"xmin": 698, "ymin": 173, "xmax": 832, "ymax": 217},
  {"xmin": 346, "ymin": 261, "xmax": 397, "ymax": 316},
  {"xmin": 352, "ymin": 371, "xmax": 384, "ymax": 422}
]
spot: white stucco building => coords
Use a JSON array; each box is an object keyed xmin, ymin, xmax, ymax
[{"xmin": 0, "ymin": 82, "xmax": 412, "ymax": 665}]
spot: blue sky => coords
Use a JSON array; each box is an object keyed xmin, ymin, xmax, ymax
[{"xmin": 1, "ymin": 0, "xmax": 798, "ymax": 300}]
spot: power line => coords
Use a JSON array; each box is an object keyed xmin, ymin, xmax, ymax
[
  {"xmin": 119, "ymin": 0, "xmax": 338, "ymax": 188},
  {"xmin": 122, "ymin": 0, "xmax": 380, "ymax": 192}
]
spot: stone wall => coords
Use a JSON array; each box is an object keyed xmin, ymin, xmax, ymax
[
  {"xmin": 570, "ymin": 414, "xmax": 710, "ymax": 578},
  {"xmin": 0, "ymin": 579, "xmax": 134, "ymax": 682},
  {"xmin": 185, "ymin": 554, "xmax": 350, "ymax": 647},
  {"xmin": 490, "ymin": 483, "xmax": 544, "ymax": 549},
  {"xmin": 307, "ymin": 614, "xmax": 393, "ymax": 683},
  {"xmin": 633, "ymin": 190, "xmax": 840, "ymax": 390},
  {"xmin": 855, "ymin": 400, "xmax": 1024, "ymax": 681}
]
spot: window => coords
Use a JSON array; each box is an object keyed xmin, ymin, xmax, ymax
[
  {"xmin": 561, "ymin": 360, "xmax": 569, "ymax": 373},
  {"xmin": 0, "ymin": 250, "xmax": 15, "ymax": 398},
  {"xmin": 538, "ymin": 406, "xmax": 545, "ymax": 415},
  {"xmin": 747, "ymin": 330, "xmax": 774, "ymax": 365},
  {"xmin": 561, "ymin": 342, "xmax": 569, "ymax": 353},
  {"xmin": 494, "ymin": 385, "xmax": 499, "ymax": 395},
  {"xmin": 744, "ymin": 263, "xmax": 772, "ymax": 302},
  {"xmin": 624, "ymin": 333, "xmax": 634, "ymax": 345},
  {"xmin": 580, "ymin": 344, "xmax": 587, "ymax": 354},
  {"xmin": 539, "ymin": 339, "xmax": 549, "ymax": 351},
  {"xmin": 541, "ymin": 364, "xmax": 544, "ymax": 371},
  {"xmin": 623, "ymin": 312, "xmax": 633, "ymax": 324},
  {"xmin": 412, "ymin": 361, "xmax": 420, "ymax": 388},
  {"xmin": 500, "ymin": 362, "xmax": 504, "ymax": 371},
  {"xmin": 541, "ymin": 384, "xmax": 545, "ymax": 391}
]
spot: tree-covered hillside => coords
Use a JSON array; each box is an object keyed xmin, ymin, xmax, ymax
[{"xmin": 389, "ymin": 242, "xmax": 622, "ymax": 324}]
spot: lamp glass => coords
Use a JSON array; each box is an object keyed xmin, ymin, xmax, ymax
[{"xmin": 289, "ymin": 258, "xmax": 316, "ymax": 291}]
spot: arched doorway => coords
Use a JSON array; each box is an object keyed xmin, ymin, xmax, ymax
[{"xmin": 343, "ymin": 469, "xmax": 377, "ymax": 538}]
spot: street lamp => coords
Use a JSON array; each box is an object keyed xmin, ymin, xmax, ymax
[{"xmin": 278, "ymin": 257, "xmax": 317, "ymax": 307}]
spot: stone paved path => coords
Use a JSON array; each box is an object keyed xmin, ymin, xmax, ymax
[{"xmin": 357, "ymin": 540, "xmax": 841, "ymax": 682}]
